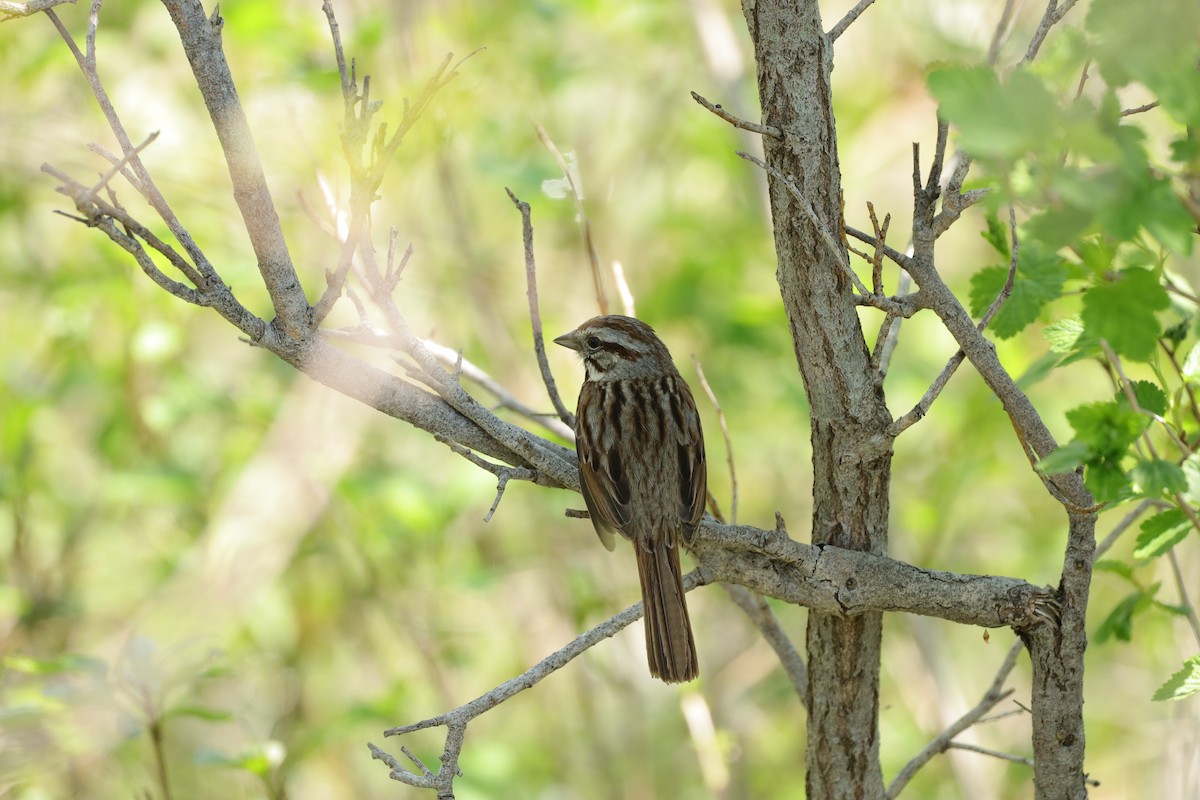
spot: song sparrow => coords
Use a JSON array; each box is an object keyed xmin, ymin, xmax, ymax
[{"xmin": 554, "ymin": 315, "xmax": 706, "ymax": 683}]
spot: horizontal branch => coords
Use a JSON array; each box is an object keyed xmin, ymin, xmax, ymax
[{"xmin": 691, "ymin": 521, "xmax": 1055, "ymax": 629}]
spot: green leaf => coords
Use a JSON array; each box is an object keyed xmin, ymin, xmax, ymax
[
  {"xmin": 1085, "ymin": 456, "xmax": 1132, "ymax": 502},
  {"xmin": 1095, "ymin": 592, "xmax": 1145, "ymax": 643},
  {"xmin": 1045, "ymin": 317, "xmax": 1085, "ymax": 353},
  {"xmin": 1081, "ymin": 268, "xmax": 1169, "ymax": 361},
  {"xmin": 1133, "ymin": 509, "xmax": 1191, "ymax": 559},
  {"xmin": 1066, "ymin": 401, "xmax": 1147, "ymax": 454},
  {"xmin": 1181, "ymin": 454, "xmax": 1200, "ymax": 505},
  {"xmin": 968, "ymin": 243, "xmax": 1066, "ymax": 339},
  {"xmin": 1152, "ymin": 656, "xmax": 1200, "ymax": 701},
  {"xmin": 1182, "ymin": 342, "xmax": 1200, "ymax": 385},
  {"xmin": 1036, "ymin": 440, "xmax": 1091, "ymax": 474},
  {"xmin": 1044, "ymin": 316, "xmax": 1102, "ymax": 365},
  {"xmin": 1016, "ymin": 351, "xmax": 1062, "ymax": 389},
  {"xmin": 928, "ymin": 66, "xmax": 1059, "ymax": 158},
  {"xmin": 1122, "ymin": 380, "xmax": 1168, "ymax": 416},
  {"xmin": 1094, "ymin": 559, "xmax": 1136, "ymax": 580},
  {"xmin": 981, "ymin": 212, "xmax": 1011, "ymax": 258},
  {"xmin": 1130, "ymin": 459, "xmax": 1188, "ymax": 498},
  {"xmin": 1087, "ymin": 0, "xmax": 1200, "ymax": 127}
]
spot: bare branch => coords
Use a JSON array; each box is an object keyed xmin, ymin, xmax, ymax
[
  {"xmin": 886, "ymin": 640, "xmax": 1021, "ymax": 798},
  {"xmin": 977, "ymin": 204, "xmax": 1019, "ymax": 331},
  {"xmin": 0, "ymin": 0, "xmax": 74, "ymax": 19},
  {"xmin": 846, "ymin": 225, "xmax": 912, "ymax": 271},
  {"xmin": 1093, "ymin": 499, "xmax": 1153, "ymax": 560},
  {"xmin": 737, "ymin": 150, "xmax": 869, "ymax": 295},
  {"xmin": 986, "ymin": 0, "xmax": 1019, "ymax": 65},
  {"xmin": 1120, "ymin": 101, "xmax": 1160, "ymax": 118},
  {"xmin": 418, "ymin": 339, "xmax": 573, "ymax": 440},
  {"xmin": 373, "ymin": 571, "xmax": 706, "ymax": 791},
  {"xmin": 45, "ymin": 4, "xmax": 221, "ymax": 296},
  {"xmin": 507, "ymin": 188, "xmax": 575, "ymax": 428},
  {"xmin": 434, "ymin": 435, "xmax": 537, "ymax": 523},
  {"xmin": 692, "ymin": 356, "xmax": 737, "ymax": 525},
  {"xmin": 611, "ymin": 261, "xmax": 636, "ymax": 316},
  {"xmin": 1020, "ymin": 0, "xmax": 1080, "ymax": 66},
  {"xmin": 828, "ymin": 0, "xmax": 876, "ymax": 42},
  {"xmin": 870, "ymin": 272, "xmax": 911, "ymax": 379},
  {"xmin": 723, "ymin": 584, "xmax": 806, "ymax": 704},
  {"xmin": 534, "ymin": 122, "xmax": 607, "ymax": 315},
  {"xmin": 690, "ymin": 91, "xmax": 782, "ymax": 138}
]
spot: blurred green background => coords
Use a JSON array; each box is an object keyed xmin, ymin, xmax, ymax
[{"xmin": 0, "ymin": 0, "xmax": 1196, "ymax": 797}]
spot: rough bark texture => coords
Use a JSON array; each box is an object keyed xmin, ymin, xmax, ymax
[{"xmin": 741, "ymin": 2, "xmax": 893, "ymax": 797}]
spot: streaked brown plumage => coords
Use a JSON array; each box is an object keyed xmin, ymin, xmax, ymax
[{"xmin": 554, "ymin": 315, "xmax": 705, "ymax": 683}]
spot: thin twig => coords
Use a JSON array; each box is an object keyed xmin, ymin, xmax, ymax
[
  {"xmin": 434, "ymin": 435, "xmax": 537, "ymax": 522},
  {"xmin": 723, "ymin": 584, "xmax": 806, "ymax": 705},
  {"xmin": 420, "ymin": 339, "xmax": 573, "ymax": 440},
  {"xmin": 690, "ymin": 91, "xmax": 781, "ymax": 138},
  {"xmin": 889, "ymin": 207, "xmax": 1018, "ymax": 438},
  {"xmin": 737, "ymin": 150, "xmax": 868, "ymax": 295},
  {"xmin": 611, "ymin": 261, "xmax": 636, "ymax": 317},
  {"xmin": 986, "ymin": 0, "xmax": 1019, "ymax": 65},
  {"xmin": 1020, "ymin": 0, "xmax": 1079, "ymax": 66},
  {"xmin": 978, "ymin": 205, "xmax": 1019, "ymax": 329},
  {"xmin": 534, "ymin": 121, "xmax": 607, "ymax": 315},
  {"xmin": 1093, "ymin": 498, "xmax": 1153, "ymax": 560},
  {"xmin": 692, "ymin": 356, "xmax": 737, "ymax": 525},
  {"xmin": 828, "ymin": 0, "xmax": 875, "ymax": 41},
  {"xmin": 374, "ymin": 571, "xmax": 705, "ymax": 791},
  {"xmin": 887, "ymin": 641, "xmax": 1022, "ymax": 798},
  {"xmin": 507, "ymin": 187, "xmax": 575, "ymax": 427},
  {"xmin": 846, "ymin": 225, "xmax": 913, "ymax": 271},
  {"xmin": 45, "ymin": 5, "xmax": 219, "ymax": 290},
  {"xmin": 1168, "ymin": 549, "xmax": 1200, "ymax": 648},
  {"xmin": 1119, "ymin": 101, "xmax": 1160, "ymax": 118}
]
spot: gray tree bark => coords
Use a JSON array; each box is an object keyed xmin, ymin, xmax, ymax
[{"xmin": 741, "ymin": 2, "xmax": 892, "ymax": 797}]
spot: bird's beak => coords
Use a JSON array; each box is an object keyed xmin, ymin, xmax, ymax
[{"xmin": 553, "ymin": 331, "xmax": 580, "ymax": 351}]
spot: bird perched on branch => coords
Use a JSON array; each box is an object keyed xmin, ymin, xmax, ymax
[{"xmin": 555, "ymin": 315, "xmax": 706, "ymax": 683}]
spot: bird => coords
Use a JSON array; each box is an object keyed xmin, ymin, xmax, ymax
[{"xmin": 554, "ymin": 315, "xmax": 706, "ymax": 683}]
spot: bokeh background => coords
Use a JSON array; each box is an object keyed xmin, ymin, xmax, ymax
[{"xmin": 1, "ymin": 0, "xmax": 1196, "ymax": 797}]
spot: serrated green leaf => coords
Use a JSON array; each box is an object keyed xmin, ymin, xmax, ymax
[
  {"xmin": 1036, "ymin": 440, "xmax": 1091, "ymax": 474},
  {"xmin": 1081, "ymin": 268, "xmax": 1169, "ymax": 361},
  {"xmin": 968, "ymin": 243, "xmax": 1066, "ymax": 339},
  {"xmin": 1045, "ymin": 317, "xmax": 1085, "ymax": 353},
  {"xmin": 1152, "ymin": 656, "xmax": 1200, "ymax": 701},
  {"xmin": 969, "ymin": 266, "xmax": 1008, "ymax": 319},
  {"xmin": 1044, "ymin": 317, "xmax": 1103, "ymax": 365},
  {"xmin": 1133, "ymin": 509, "xmax": 1191, "ymax": 558},
  {"xmin": 1067, "ymin": 401, "xmax": 1147, "ymax": 453},
  {"xmin": 1120, "ymin": 380, "xmax": 1168, "ymax": 416},
  {"xmin": 1085, "ymin": 456, "xmax": 1131, "ymax": 502},
  {"xmin": 1131, "ymin": 459, "xmax": 1188, "ymax": 498}
]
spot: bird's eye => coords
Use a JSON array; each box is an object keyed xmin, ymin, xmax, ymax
[{"xmin": 585, "ymin": 336, "xmax": 602, "ymax": 349}]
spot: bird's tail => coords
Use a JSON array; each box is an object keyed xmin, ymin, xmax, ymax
[{"xmin": 635, "ymin": 536, "xmax": 698, "ymax": 683}]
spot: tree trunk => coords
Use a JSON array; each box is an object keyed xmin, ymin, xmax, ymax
[{"xmin": 741, "ymin": 1, "xmax": 893, "ymax": 797}]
